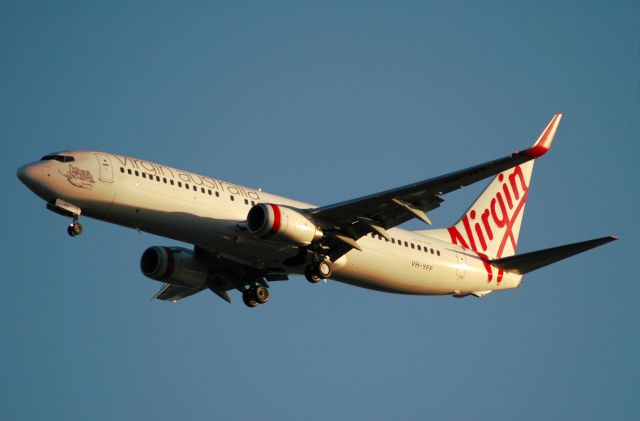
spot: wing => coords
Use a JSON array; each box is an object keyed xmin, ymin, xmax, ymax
[
  {"xmin": 151, "ymin": 247, "xmax": 289, "ymax": 304},
  {"xmin": 153, "ymin": 283, "xmax": 204, "ymax": 302},
  {"xmin": 310, "ymin": 114, "xmax": 562, "ymax": 260}
]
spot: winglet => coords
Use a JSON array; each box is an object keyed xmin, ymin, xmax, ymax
[{"xmin": 523, "ymin": 113, "xmax": 563, "ymax": 158}]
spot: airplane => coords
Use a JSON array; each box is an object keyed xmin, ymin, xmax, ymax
[{"xmin": 17, "ymin": 113, "xmax": 617, "ymax": 307}]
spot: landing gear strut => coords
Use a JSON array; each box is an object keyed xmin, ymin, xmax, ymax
[
  {"xmin": 67, "ymin": 215, "xmax": 83, "ymax": 237},
  {"xmin": 242, "ymin": 284, "xmax": 270, "ymax": 308},
  {"xmin": 305, "ymin": 260, "xmax": 332, "ymax": 283}
]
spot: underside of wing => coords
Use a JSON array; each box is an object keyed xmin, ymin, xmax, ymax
[{"xmin": 153, "ymin": 283, "xmax": 204, "ymax": 302}]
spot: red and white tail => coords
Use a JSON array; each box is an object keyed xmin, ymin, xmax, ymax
[
  {"xmin": 424, "ymin": 114, "xmax": 562, "ymax": 259},
  {"xmin": 434, "ymin": 161, "xmax": 534, "ymax": 258}
]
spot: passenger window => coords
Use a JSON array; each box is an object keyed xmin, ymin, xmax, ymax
[
  {"xmin": 430, "ymin": 248, "xmax": 434, "ymax": 254},
  {"xmin": 201, "ymin": 187, "xmax": 205, "ymax": 193},
  {"xmin": 142, "ymin": 173, "xmax": 146, "ymax": 178},
  {"xmin": 128, "ymin": 169, "xmax": 132, "ymax": 175},
  {"xmin": 193, "ymin": 185, "xmax": 197, "ymax": 191},
  {"xmin": 391, "ymin": 239, "xmax": 395, "ymax": 244},
  {"xmin": 185, "ymin": 184, "xmax": 190, "ymax": 189},
  {"xmin": 207, "ymin": 189, "xmax": 212, "ymax": 195},
  {"xmin": 163, "ymin": 178, "xmax": 167, "ymax": 183},
  {"xmin": 437, "ymin": 250, "xmax": 441, "ymax": 256},
  {"xmin": 251, "ymin": 201, "xmax": 255, "ymax": 206},
  {"xmin": 417, "ymin": 245, "xmax": 422, "ymax": 251},
  {"xmin": 215, "ymin": 192, "xmax": 220, "ymax": 197},
  {"xmin": 244, "ymin": 199, "xmax": 249, "ymax": 205},
  {"xmin": 178, "ymin": 182, "xmax": 182, "ymax": 187},
  {"xmin": 404, "ymin": 241, "xmax": 408, "ymax": 247},
  {"xmin": 230, "ymin": 195, "xmax": 235, "ymax": 201},
  {"xmin": 120, "ymin": 167, "xmax": 124, "ymax": 173},
  {"xmin": 170, "ymin": 180, "xmax": 174, "ymax": 186},
  {"xmin": 135, "ymin": 170, "xmax": 139, "ymax": 176},
  {"xmin": 411, "ymin": 243, "xmax": 415, "ymax": 249}
]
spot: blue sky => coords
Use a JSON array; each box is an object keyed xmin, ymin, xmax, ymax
[{"xmin": 2, "ymin": 1, "xmax": 639, "ymax": 420}]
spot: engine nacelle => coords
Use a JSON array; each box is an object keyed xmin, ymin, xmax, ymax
[
  {"xmin": 247, "ymin": 203, "xmax": 323, "ymax": 246},
  {"xmin": 140, "ymin": 246, "xmax": 208, "ymax": 289}
]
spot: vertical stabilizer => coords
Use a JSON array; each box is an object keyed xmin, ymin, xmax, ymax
[
  {"xmin": 438, "ymin": 160, "xmax": 535, "ymax": 258},
  {"xmin": 421, "ymin": 114, "xmax": 562, "ymax": 259}
]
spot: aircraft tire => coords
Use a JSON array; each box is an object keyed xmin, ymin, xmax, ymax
[
  {"xmin": 253, "ymin": 285, "xmax": 269, "ymax": 304},
  {"xmin": 316, "ymin": 260, "xmax": 331, "ymax": 279},
  {"xmin": 305, "ymin": 265, "xmax": 321, "ymax": 283},
  {"xmin": 70, "ymin": 222, "xmax": 83, "ymax": 236},
  {"xmin": 242, "ymin": 291, "xmax": 258, "ymax": 308}
]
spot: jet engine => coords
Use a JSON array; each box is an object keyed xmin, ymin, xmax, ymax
[
  {"xmin": 247, "ymin": 203, "xmax": 323, "ymax": 246},
  {"xmin": 140, "ymin": 246, "xmax": 208, "ymax": 288}
]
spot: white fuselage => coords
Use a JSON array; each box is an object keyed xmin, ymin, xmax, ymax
[{"xmin": 18, "ymin": 151, "xmax": 522, "ymax": 296}]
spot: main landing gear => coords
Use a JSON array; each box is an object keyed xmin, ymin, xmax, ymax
[
  {"xmin": 304, "ymin": 260, "xmax": 332, "ymax": 283},
  {"xmin": 242, "ymin": 284, "xmax": 270, "ymax": 308},
  {"xmin": 67, "ymin": 215, "xmax": 83, "ymax": 237}
]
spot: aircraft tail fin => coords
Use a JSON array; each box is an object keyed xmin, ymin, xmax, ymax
[
  {"xmin": 424, "ymin": 160, "xmax": 535, "ymax": 259},
  {"xmin": 488, "ymin": 236, "xmax": 618, "ymax": 275},
  {"xmin": 420, "ymin": 114, "xmax": 562, "ymax": 259}
]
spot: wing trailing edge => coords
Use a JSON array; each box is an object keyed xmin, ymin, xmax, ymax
[{"xmin": 488, "ymin": 236, "xmax": 618, "ymax": 275}]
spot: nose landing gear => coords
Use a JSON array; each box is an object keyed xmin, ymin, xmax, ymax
[
  {"xmin": 67, "ymin": 215, "xmax": 83, "ymax": 237},
  {"xmin": 46, "ymin": 199, "xmax": 84, "ymax": 238},
  {"xmin": 67, "ymin": 222, "xmax": 83, "ymax": 237}
]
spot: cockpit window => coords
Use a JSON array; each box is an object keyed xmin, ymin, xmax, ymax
[{"xmin": 40, "ymin": 154, "xmax": 75, "ymax": 163}]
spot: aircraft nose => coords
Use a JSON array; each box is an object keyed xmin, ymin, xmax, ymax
[{"xmin": 17, "ymin": 162, "xmax": 42, "ymax": 189}]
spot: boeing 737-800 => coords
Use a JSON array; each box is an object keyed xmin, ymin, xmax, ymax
[{"xmin": 17, "ymin": 114, "xmax": 617, "ymax": 307}]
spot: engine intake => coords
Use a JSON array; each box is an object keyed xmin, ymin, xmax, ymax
[
  {"xmin": 247, "ymin": 203, "xmax": 322, "ymax": 246},
  {"xmin": 140, "ymin": 246, "xmax": 208, "ymax": 289}
]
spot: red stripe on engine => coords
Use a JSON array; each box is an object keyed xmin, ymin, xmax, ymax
[{"xmin": 268, "ymin": 204, "xmax": 281, "ymax": 237}]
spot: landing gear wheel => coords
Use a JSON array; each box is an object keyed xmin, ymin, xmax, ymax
[
  {"xmin": 67, "ymin": 222, "xmax": 83, "ymax": 237},
  {"xmin": 316, "ymin": 260, "xmax": 332, "ymax": 279},
  {"xmin": 305, "ymin": 265, "xmax": 321, "ymax": 283},
  {"xmin": 242, "ymin": 291, "xmax": 258, "ymax": 308},
  {"xmin": 252, "ymin": 285, "xmax": 270, "ymax": 304}
]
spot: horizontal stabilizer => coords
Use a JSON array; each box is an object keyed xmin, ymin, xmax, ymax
[{"xmin": 488, "ymin": 236, "xmax": 618, "ymax": 275}]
